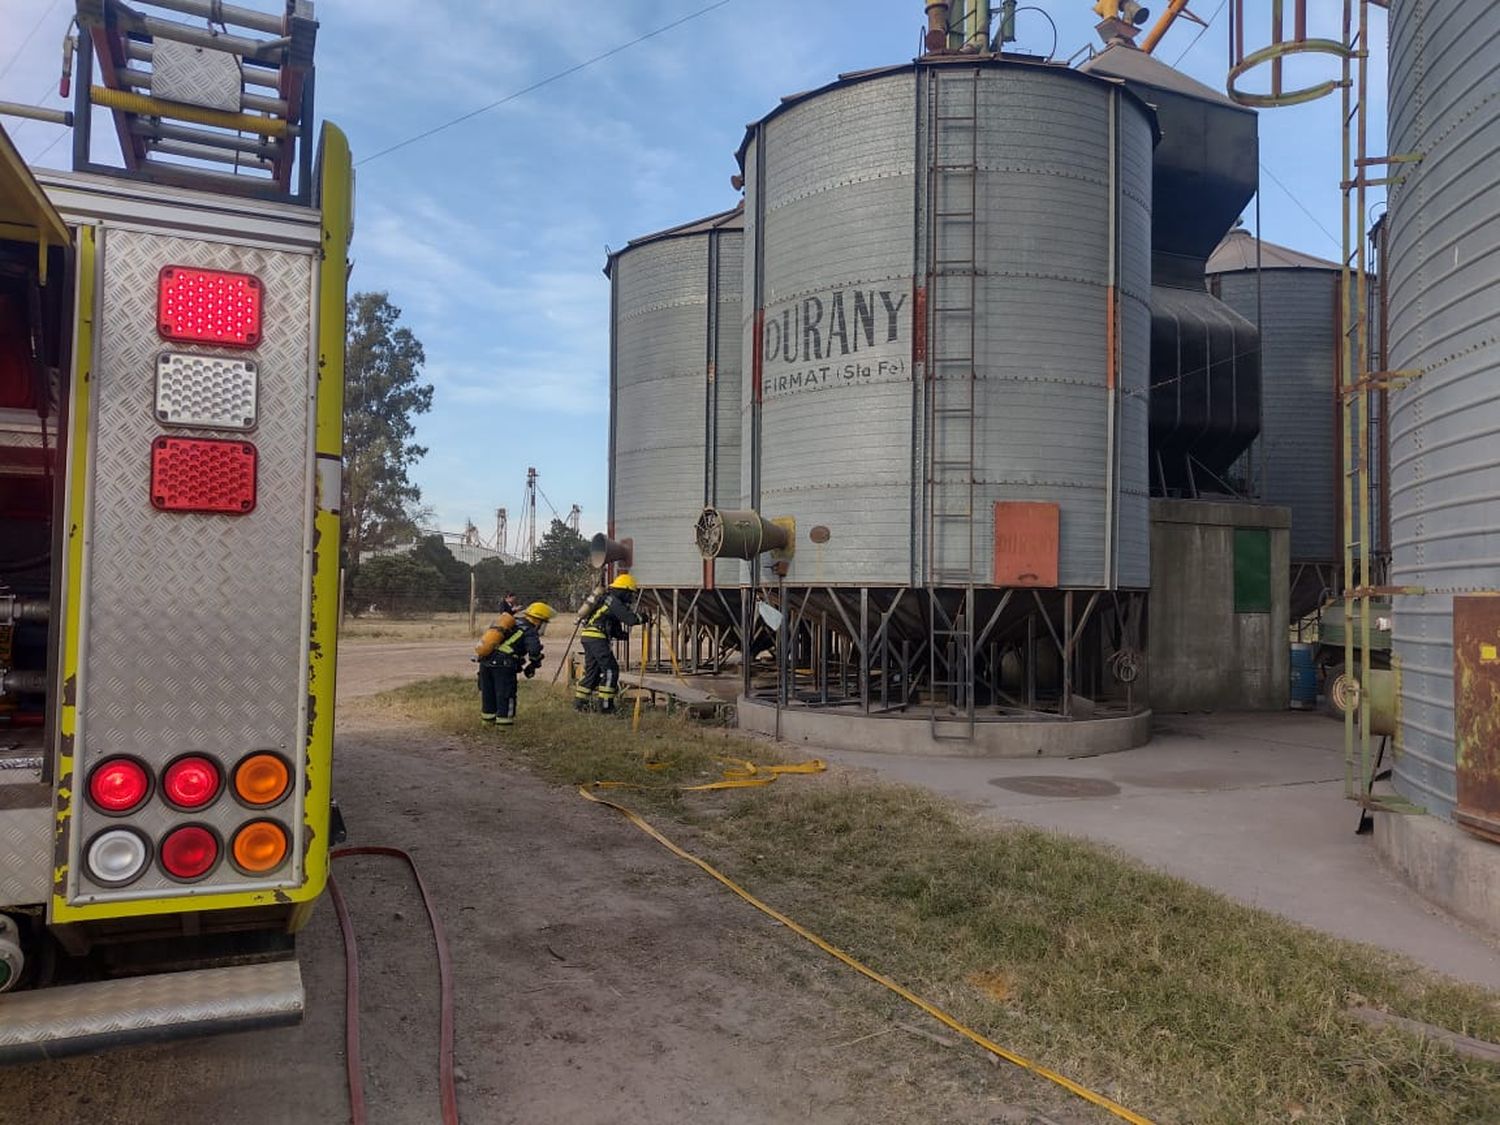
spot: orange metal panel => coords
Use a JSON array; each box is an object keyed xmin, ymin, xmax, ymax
[
  {"xmin": 992, "ymin": 502, "xmax": 1059, "ymax": 588},
  {"xmin": 1454, "ymin": 595, "xmax": 1500, "ymax": 844}
]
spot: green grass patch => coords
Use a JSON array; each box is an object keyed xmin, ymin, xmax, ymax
[
  {"xmin": 369, "ymin": 675, "xmax": 767, "ymax": 799},
  {"xmin": 372, "ymin": 677, "xmax": 1500, "ymax": 1124}
]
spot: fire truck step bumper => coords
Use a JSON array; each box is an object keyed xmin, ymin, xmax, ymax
[{"xmin": 0, "ymin": 959, "xmax": 303, "ymax": 1063}]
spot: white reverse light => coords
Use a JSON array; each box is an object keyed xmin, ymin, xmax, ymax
[
  {"xmin": 87, "ymin": 828, "xmax": 150, "ymax": 886},
  {"xmin": 156, "ymin": 352, "xmax": 258, "ymax": 430}
]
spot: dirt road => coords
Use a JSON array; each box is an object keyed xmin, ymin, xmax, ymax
[{"xmin": 0, "ymin": 643, "xmax": 1089, "ymax": 1125}]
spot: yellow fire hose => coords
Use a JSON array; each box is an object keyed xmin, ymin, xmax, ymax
[{"xmin": 579, "ymin": 765, "xmax": 1155, "ymax": 1125}]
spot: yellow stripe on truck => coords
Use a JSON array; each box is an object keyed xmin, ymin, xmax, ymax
[
  {"xmin": 296, "ymin": 122, "xmax": 354, "ymax": 927},
  {"xmin": 49, "ymin": 224, "xmax": 95, "ymax": 922}
]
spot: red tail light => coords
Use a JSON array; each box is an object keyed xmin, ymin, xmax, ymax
[
  {"xmin": 159, "ymin": 825, "xmax": 221, "ymax": 881},
  {"xmin": 161, "ymin": 755, "xmax": 222, "ymax": 810},
  {"xmin": 88, "ymin": 758, "xmax": 151, "ymax": 814},
  {"xmin": 158, "ymin": 265, "xmax": 263, "ymax": 348},
  {"xmin": 150, "ymin": 437, "xmax": 257, "ymax": 515}
]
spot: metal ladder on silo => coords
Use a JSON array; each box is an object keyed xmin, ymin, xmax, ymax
[
  {"xmin": 1226, "ymin": 0, "xmax": 1423, "ymax": 816},
  {"xmin": 924, "ymin": 65, "xmax": 982, "ymax": 739},
  {"xmin": 1334, "ymin": 0, "xmax": 1421, "ymax": 814}
]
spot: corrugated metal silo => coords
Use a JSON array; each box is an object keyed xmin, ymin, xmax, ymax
[
  {"xmin": 739, "ymin": 59, "xmax": 1155, "ymax": 589},
  {"xmin": 607, "ymin": 207, "xmax": 743, "ymax": 587},
  {"xmin": 1386, "ymin": 0, "xmax": 1500, "ymax": 831},
  {"xmin": 1208, "ymin": 230, "xmax": 1341, "ymax": 564}
]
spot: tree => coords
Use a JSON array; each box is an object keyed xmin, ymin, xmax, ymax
[
  {"xmin": 343, "ymin": 292, "xmax": 433, "ymax": 576},
  {"xmin": 349, "ymin": 554, "xmax": 444, "ymax": 616},
  {"xmin": 471, "ymin": 521, "xmax": 596, "ymax": 611},
  {"xmin": 532, "ymin": 520, "xmax": 595, "ymax": 607},
  {"xmin": 409, "ymin": 535, "xmax": 470, "ymax": 611}
]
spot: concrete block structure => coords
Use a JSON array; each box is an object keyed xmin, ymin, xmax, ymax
[{"xmin": 1148, "ymin": 500, "xmax": 1290, "ymax": 712}]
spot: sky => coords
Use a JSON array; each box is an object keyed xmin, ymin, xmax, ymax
[{"xmin": 1, "ymin": 0, "xmax": 1386, "ymax": 548}]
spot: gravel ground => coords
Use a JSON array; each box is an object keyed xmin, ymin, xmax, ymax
[{"xmin": 0, "ymin": 642, "xmax": 1092, "ymax": 1125}]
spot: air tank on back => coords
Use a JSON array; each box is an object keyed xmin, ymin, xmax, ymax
[
  {"xmin": 738, "ymin": 58, "xmax": 1155, "ymax": 588},
  {"xmin": 606, "ymin": 206, "xmax": 743, "ymax": 587},
  {"xmin": 1386, "ymin": 0, "xmax": 1500, "ymax": 835}
]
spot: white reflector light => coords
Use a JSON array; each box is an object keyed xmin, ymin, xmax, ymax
[
  {"xmin": 87, "ymin": 828, "xmax": 150, "ymax": 886},
  {"xmin": 156, "ymin": 352, "xmax": 258, "ymax": 430}
]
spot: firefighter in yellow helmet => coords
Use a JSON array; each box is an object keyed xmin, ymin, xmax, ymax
[
  {"xmin": 575, "ymin": 573, "xmax": 642, "ymax": 713},
  {"xmin": 474, "ymin": 601, "xmax": 556, "ymax": 728}
]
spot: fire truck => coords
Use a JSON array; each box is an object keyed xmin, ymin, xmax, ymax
[{"xmin": 0, "ymin": 0, "xmax": 349, "ymax": 1058}]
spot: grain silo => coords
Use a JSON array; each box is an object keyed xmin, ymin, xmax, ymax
[
  {"xmin": 1207, "ymin": 229, "xmax": 1343, "ymax": 617},
  {"xmin": 606, "ymin": 206, "xmax": 743, "ymax": 587},
  {"xmin": 605, "ymin": 206, "xmax": 744, "ymax": 672},
  {"xmin": 1385, "ymin": 0, "xmax": 1500, "ymax": 838},
  {"xmin": 741, "ymin": 59, "xmax": 1153, "ymax": 589},
  {"xmin": 726, "ymin": 45, "xmax": 1158, "ymax": 752}
]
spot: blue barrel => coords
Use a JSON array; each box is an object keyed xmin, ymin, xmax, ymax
[{"xmin": 1289, "ymin": 643, "xmax": 1317, "ymax": 710}]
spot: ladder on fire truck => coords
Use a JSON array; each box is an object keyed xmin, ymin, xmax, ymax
[
  {"xmin": 9, "ymin": 1, "xmax": 319, "ymax": 202},
  {"xmin": 1226, "ymin": 0, "xmax": 1422, "ymax": 815},
  {"xmin": 924, "ymin": 63, "xmax": 982, "ymax": 739}
]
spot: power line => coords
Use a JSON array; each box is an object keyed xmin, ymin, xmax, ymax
[
  {"xmin": 356, "ymin": 0, "xmax": 735, "ymax": 167},
  {"xmin": 1260, "ymin": 161, "xmax": 1343, "ymax": 250},
  {"xmin": 0, "ymin": 0, "xmax": 64, "ymax": 85},
  {"xmin": 28, "ymin": 127, "xmax": 67, "ymax": 166},
  {"xmin": 1170, "ymin": 0, "xmax": 1228, "ymax": 68}
]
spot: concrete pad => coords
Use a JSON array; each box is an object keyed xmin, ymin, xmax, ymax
[
  {"xmin": 806, "ymin": 711, "xmax": 1500, "ymax": 990},
  {"xmin": 737, "ymin": 697, "xmax": 1151, "ymax": 757}
]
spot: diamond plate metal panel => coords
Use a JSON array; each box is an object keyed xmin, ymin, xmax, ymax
[
  {"xmin": 0, "ymin": 802, "xmax": 51, "ymax": 904},
  {"xmin": 0, "ymin": 960, "xmax": 303, "ymax": 1060},
  {"xmin": 150, "ymin": 39, "xmax": 244, "ymax": 112},
  {"xmin": 156, "ymin": 352, "xmax": 258, "ymax": 430},
  {"xmin": 69, "ymin": 228, "xmax": 314, "ymax": 902}
]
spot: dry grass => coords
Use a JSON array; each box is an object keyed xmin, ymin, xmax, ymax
[
  {"xmin": 372, "ymin": 676, "xmax": 1500, "ymax": 1125},
  {"xmin": 339, "ymin": 611, "xmax": 478, "ymax": 643}
]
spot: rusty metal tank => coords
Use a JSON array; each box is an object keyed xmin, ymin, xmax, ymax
[
  {"xmin": 1386, "ymin": 0, "xmax": 1500, "ymax": 830},
  {"xmin": 738, "ymin": 58, "xmax": 1156, "ymax": 589},
  {"xmin": 606, "ymin": 206, "xmax": 743, "ymax": 587}
]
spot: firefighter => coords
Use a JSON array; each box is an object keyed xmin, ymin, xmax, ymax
[
  {"xmin": 575, "ymin": 573, "xmax": 642, "ymax": 713},
  {"xmin": 474, "ymin": 601, "xmax": 556, "ymax": 728}
]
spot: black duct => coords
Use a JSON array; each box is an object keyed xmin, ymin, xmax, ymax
[{"xmin": 1082, "ymin": 44, "xmax": 1261, "ymax": 495}]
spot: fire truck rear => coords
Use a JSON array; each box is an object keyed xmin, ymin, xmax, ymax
[{"xmin": 0, "ymin": 0, "xmax": 349, "ymax": 1058}]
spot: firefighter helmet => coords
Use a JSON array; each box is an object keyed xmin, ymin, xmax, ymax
[
  {"xmin": 609, "ymin": 573, "xmax": 639, "ymax": 591},
  {"xmin": 522, "ymin": 601, "xmax": 556, "ymax": 622}
]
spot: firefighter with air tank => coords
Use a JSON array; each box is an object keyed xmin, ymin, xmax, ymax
[
  {"xmin": 474, "ymin": 601, "xmax": 557, "ymax": 728},
  {"xmin": 575, "ymin": 573, "xmax": 645, "ymax": 713}
]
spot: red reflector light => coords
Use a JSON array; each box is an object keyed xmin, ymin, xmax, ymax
[
  {"xmin": 158, "ymin": 265, "xmax": 262, "ymax": 348},
  {"xmin": 150, "ymin": 437, "xmax": 257, "ymax": 514},
  {"xmin": 88, "ymin": 758, "xmax": 151, "ymax": 814},
  {"xmin": 159, "ymin": 825, "xmax": 220, "ymax": 881},
  {"xmin": 162, "ymin": 755, "xmax": 222, "ymax": 810}
]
